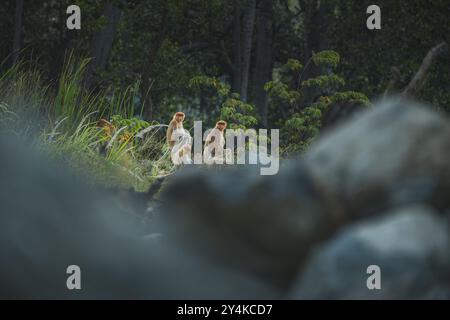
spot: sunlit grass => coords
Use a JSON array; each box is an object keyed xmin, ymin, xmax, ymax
[{"xmin": 0, "ymin": 54, "xmax": 174, "ymax": 191}]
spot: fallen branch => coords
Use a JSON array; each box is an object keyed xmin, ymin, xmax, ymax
[{"xmin": 402, "ymin": 42, "xmax": 448, "ymax": 98}]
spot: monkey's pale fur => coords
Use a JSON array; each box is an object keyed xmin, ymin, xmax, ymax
[
  {"xmin": 166, "ymin": 112, "xmax": 185, "ymax": 147},
  {"xmin": 167, "ymin": 112, "xmax": 192, "ymax": 165},
  {"xmin": 204, "ymin": 120, "xmax": 231, "ymax": 164}
]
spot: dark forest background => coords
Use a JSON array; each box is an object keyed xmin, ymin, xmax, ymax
[{"xmin": 2, "ymin": 0, "xmax": 449, "ymax": 117}]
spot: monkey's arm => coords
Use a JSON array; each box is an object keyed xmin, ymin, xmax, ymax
[{"xmin": 205, "ymin": 129, "xmax": 218, "ymax": 146}]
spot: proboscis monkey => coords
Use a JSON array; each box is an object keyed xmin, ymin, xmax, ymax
[
  {"xmin": 97, "ymin": 119, "xmax": 116, "ymax": 156},
  {"xmin": 204, "ymin": 120, "xmax": 228, "ymax": 163},
  {"xmin": 97, "ymin": 118, "xmax": 115, "ymax": 138},
  {"xmin": 167, "ymin": 112, "xmax": 185, "ymax": 147},
  {"xmin": 167, "ymin": 112, "xmax": 192, "ymax": 165}
]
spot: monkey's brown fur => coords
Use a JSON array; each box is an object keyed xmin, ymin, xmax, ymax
[{"xmin": 97, "ymin": 118, "xmax": 115, "ymax": 138}]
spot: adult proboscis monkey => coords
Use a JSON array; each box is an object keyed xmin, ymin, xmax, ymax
[
  {"xmin": 167, "ymin": 112, "xmax": 186, "ymax": 147},
  {"xmin": 204, "ymin": 120, "xmax": 228, "ymax": 163},
  {"xmin": 167, "ymin": 112, "xmax": 192, "ymax": 165},
  {"xmin": 205, "ymin": 120, "xmax": 227, "ymax": 147}
]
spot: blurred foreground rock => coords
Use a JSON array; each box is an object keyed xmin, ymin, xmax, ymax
[
  {"xmin": 159, "ymin": 163, "xmax": 346, "ymax": 289},
  {"xmin": 289, "ymin": 205, "xmax": 450, "ymax": 299},
  {"xmin": 305, "ymin": 98, "xmax": 450, "ymax": 216},
  {"xmin": 0, "ymin": 138, "xmax": 276, "ymax": 299},
  {"xmin": 160, "ymin": 98, "xmax": 450, "ymax": 298}
]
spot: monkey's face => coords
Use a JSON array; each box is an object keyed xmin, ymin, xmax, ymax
[
  {"xmin": 175, "ymin": 115, "xmax": 184, "ymax": 123},
  {"xmin": 217, "ymin": 124, "xmax": 226, "ymax": 132}
]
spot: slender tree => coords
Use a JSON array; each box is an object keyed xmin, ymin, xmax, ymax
[
  {"xmin": 12, "ymin": 0, "xmax": 23, "ymax": 66},
  {"xmin": 85, "ymin": 3, "xmax": 123, "ymax": 89},
  {"xmin": 240, "ymin": 0, "xmax": 256, "ymax": 102},
  {"xmin": 302, "ymin": 0, "xmax": 333, "ymax": 106},
  {"xmin": 252, "ymin": 0, "xmax": 273, "ymax": 127},
  {"xmin": 141, "ymin": 1, "xmax": 169, "ymax": 120},
  {"xmin": 231, "ymin": 0, "xmax": 242, "ymax": 93}
]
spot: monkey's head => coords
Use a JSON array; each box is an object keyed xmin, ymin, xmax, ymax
[
  {"xmin": 97, "ymin": 118, "xmax": 112, "ymax": 128},
  {"xmin": 173, "ymin": 112, "xmax": 185, "ymax": 123},
  {"xmin": 97, "ymin": 119, "xmax": 115, "ymax": 137},
  {"xmin": 216, "ymin": 120, "xmax": 227, "ymax": 132}
]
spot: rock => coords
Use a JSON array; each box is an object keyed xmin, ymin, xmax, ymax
[
  {"xmin": 158, "ymin": 99, "xmax": 450, "ymax": 291},
  {"xmin": 159, "ymin": 163, "xmax": 345, "ymax": 289},
  {"xmin": 289, "ymin": 205, "xmax": 450, "ymax": 299},
  {"xmin": 0, "ymin": 137, "xmax": 277, "ymax": 299},
  {"xmin": 305, "ymin": 98, "xmax": 450, "ymax": 216}
]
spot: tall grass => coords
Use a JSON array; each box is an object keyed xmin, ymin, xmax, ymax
[
  {"xmin": 0, "ymin": 54, "xmax": 174, "ymax": 191},
  {"xmin": 53, "ymin": 52, "xmax": 142, "ymax": 129}
]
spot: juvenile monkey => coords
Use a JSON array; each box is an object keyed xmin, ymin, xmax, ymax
[
  {"xmin": 97, "ymin": 118, "xmax": 115, "ymax": 138},
  {"xmin": 97, "ymin": 119, "xmax": 115, "ymax": 156},
  {"xmin": 204, "ymin": 120, "xmax": 228, "ymax": 163}
]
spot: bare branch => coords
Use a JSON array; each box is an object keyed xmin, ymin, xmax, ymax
[{"xmin": 402, "ymin": 42, "xmax": 448, "ymax": 98}]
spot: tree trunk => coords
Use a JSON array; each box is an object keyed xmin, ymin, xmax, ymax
[
  {"xmin": 302, "ymin": 0, "xmax": 332, "ymax": 107},
  {"xmin": 240, "ymin": 0, "xmax": 256, "ymax": 102},
  {"xmin": 252, "ymin": 0, "xmax": 273, "ymax": 127},
  {"xmin": 85, "ymin": 3, "xmax": 122, "ymax": 90},
  {"xmin": 231, "ymin": 0, "xmax": 242, "ymax": 93},
  {"xmin": 12, "ymin": 0, "xmax": 23, "ymax": 66},
  {"xmin": 306, "ymin": 0, "xmax": 330, "ymax": 56},
  {"xmin": 141, "ymin": 2, "xmax": 169, "ymax": 121},
  {"xmin": 50, "ymin": 1, "xmax": 75, "ymax": 81}
]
